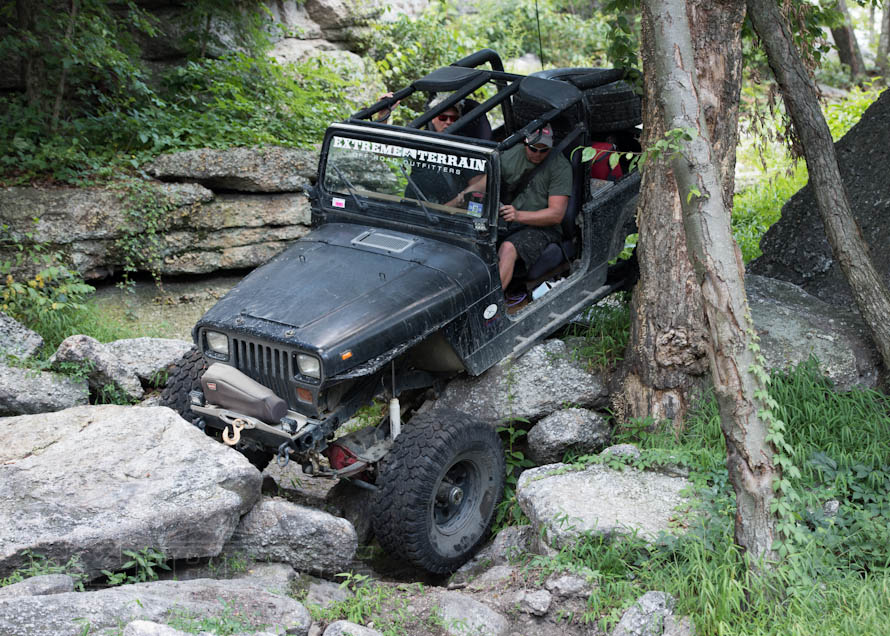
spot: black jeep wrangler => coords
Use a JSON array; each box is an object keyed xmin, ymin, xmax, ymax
[{"xmin": 160, "ymin": 49, "xmax": 641, "ymax": 573}]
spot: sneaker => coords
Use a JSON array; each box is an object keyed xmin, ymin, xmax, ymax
[{"xmin": 506, "ymin": 292, "xmax": 527, "ymax": 307}]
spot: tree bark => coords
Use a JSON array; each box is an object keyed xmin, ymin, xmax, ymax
[
  {"xmin": 748, "ymin": 0, "xmax": 890, "ymax": 375},
  {"xmin": 830, "ymin": 0, "xmax": 867, "ymax": 80},
  {"xmin": 619, "ymin": 0, "xmax": 744, "ymax": 425},
  {"xmin": 16, "ymin": 0, "xmax": 40, "ymax": 108},
  {"xmin": 879, "ymin": 4, "xmax": 890, "ymax": 78},
  {"xmin": 642, "ymin": 0, "xmax": 778, "ymax": 569},
  {"xmin": 52, "ymin": 0, "xmax": 78, "ymax": 132}
]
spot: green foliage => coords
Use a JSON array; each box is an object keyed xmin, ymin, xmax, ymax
[
  {"xmin": 825, "ymin": 82, "xmax": 885, "ymax": 140},
  {"xmin": 565, "ymin": 296, "xmax": 632, "ymax": 371},
  {"xmin": 557, "ymin": 359, "xmax": 890, "ymax": 634},
  {"xmin": 0, "ymin": 550, "xmax": 86, "ymax": 591},
  {"xmin": 495, "ymin": 420, "xmax": 535, "ymax": 530},
  {"xmin": 101, "ymin": 547, "xmax": 170, "ymax": 586},
  {"xmin": 0, "ymin": 223, "xmax": 95, "ymax": 352},
  {"xmin": 168, "ymin": 600, "xmax": 269, "ymax": 635},
  {"xmin": 0, "ymin": 2, "xmax": 353, "ymax": 184}
]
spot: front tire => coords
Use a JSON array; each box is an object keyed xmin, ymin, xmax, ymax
[
  {"xmin": 372, "ymin": 408, "xmax": 505, "ymax": 574},
  {"xmin": 159, "ymin": 347, "xmax": 206, "ymax": 424}
]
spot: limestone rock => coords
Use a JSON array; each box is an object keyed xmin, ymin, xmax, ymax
[
  {"xmin": 222, "ymin": 496, "xmax": 358, "ymax": 576},
  {"xmin": 527, "ymin": 407, "xmax": 611, "ymax": 464},
  {"xmin": 610, "ymin": 591, "xmax": 676, "ymax": 636},
  {"xmin": 514, "ymin": 589, "xmax": 551, "ymax": 616},
  {"xmin": 435, "ymin": 590, "xmax": 510, "ymax": 636},
  {"xmin": 323, "ymin": 621, "xmax": 383, "ymax": 636},
  {"xmin": 104, "ymin": 338, "xmax": 193, "ymax": 384},
  {"xmin": 146, "ymin": 147, "xmax": 317, "ymax": 193},
  {"xmin": 50, "ymin": 334, "xmax": 143, "ymax": 400},
  {"xmin": 517, "ymin": 463, "xmax": 690, "ymax": 552},
  {"xmin": 304, "ymin": 576, "xmax": 354, "ymax": 608},
  {"xmin": 0, "ymin": 363, "xmax": 89, "ymax": 416},
  {"xmin": 123, "ymin": 622, "xmax": 191, "ymax": 636},
  {"xmin": 0, "ymin": 313, "xmax": 43, "ymax": 360},
  {"xmin": 0, "ymin": 575, "xmax": 75, "ymax": 599},
  {"xmin": 746, "ymin": 274, "xmax": 881, "ymax": 390},
  {"xmin": 544, "ymin": 573, "xmax": 591, "ymax": 599},
  {"xmin": 0, "ymin": 578, "xmax": 310, "ymax": 636},
  {"xmin": 437, "ymin": 340, "xmax": 609, "ymax": 426},
  {"xmin": 0, "ymin": 405, "xmax": 262, "ymax": 579}
]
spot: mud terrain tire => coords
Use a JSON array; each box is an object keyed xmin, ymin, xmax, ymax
[
  {"xmin": 159, "ymin": 347, "xmax": 206, "ymax": 424},
  {"xmin": 372, "ymin": 408, "xmax": 505, "ymax": 574}
]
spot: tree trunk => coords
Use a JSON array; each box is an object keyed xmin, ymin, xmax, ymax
[
  {"xmin": 642, "ymin": 0, "xmax": 778, "ymax": 570},
  {"xmin": 618, "ymin": 0, "xmax": 743, "ymax": 425},
  {"xmin": 830, "ymin": 0, "xmax": 867, "ymax": 80},
  {"xmin": 747, "ymin": 0, "xmax": 890, "ymax": 375},
  {"xmin": 16, "ymin": 0, "xmax": 40, "ymax": 108},
  {"xmin": 879, "ymin": 4, "xmax": 890, "ymax": 78},
  {"xmin": 52, "ymin": 0, "xmax": 78, "ymax": 132}
]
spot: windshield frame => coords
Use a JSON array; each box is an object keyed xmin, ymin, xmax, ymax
[{"xmin": 318, "ymin": 124, "xmax": 498, "ymax": 238}]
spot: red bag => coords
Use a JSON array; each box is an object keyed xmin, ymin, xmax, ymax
[{"xmin": 590, "ymin": 141, "xmax": 623, "ymax": 181}]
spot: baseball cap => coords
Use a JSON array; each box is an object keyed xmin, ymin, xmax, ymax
[{"xmin": 525, "ymin": 125, "xmax": 554, "ymax": 148}]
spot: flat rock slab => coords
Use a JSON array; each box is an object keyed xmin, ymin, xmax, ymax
[
  {"xmin": 437, "ymin": 340, "xmax": 609, "ymax": 426},
  {"xmin": 0, "ymin": 363, "xmax": 88, "ymax": 416},
  {"xmin": 50, "ymin": 334, "xmax": 143, "ymax": 400},
  {"xmin": 104, "ymin": 338, "xmax": 193, "ymax": 384},
  {"xmin": 0, "ymin": 578, "xmax": 310, "ymax": 636},
  {"xmin": 517, "ymin": 463, "xmax": 691, "ymax": 552},
  {"xmin": 434, "ymin": 590, "xmax": 510, "ymax": 636},
  {"xmin": 0, "ymin": 405, "xmax": 262, "ymax": 579}
]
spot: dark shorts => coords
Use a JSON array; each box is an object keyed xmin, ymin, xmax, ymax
[{"xmin": 502, "ymin": 226, "xmax": 562, "ymax": 268}]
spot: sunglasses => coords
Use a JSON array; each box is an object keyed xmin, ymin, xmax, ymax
[
  {"xmin": 525, "ymin": 143, "xmax": 550, "ymax": 153},
  {"xmin": 436, "ymin": 114, "xmax": 458, "ymax": 123}
]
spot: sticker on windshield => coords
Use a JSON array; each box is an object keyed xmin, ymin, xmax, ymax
[
  {"xmin": 467, "ymin": 201, "xmax": 483, "ymax": 216},
  {"xmin": 332, "ymin": 197, "xmax": 345, "ymax": 208}
]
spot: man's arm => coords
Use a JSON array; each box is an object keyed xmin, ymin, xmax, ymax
[{"xmin": 499, "ymin": 195, "xmax": 568, "ymax": 226}]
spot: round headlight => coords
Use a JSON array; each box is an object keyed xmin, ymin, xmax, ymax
[
  {"xmin": 297, "ymin": 353, "xmax": 321, "ymax": 379},
  {"xmin": 204, "ymin": 331, "xmax": 229, "ymax": 356}
]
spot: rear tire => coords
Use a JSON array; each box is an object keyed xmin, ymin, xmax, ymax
[
  {"xmin": 372, "ymin": 408, "xmax": 505, "ymax": 574},
  {"xmin": 584, "ymin": 80, "xmax": 642, "ymax": 133}
]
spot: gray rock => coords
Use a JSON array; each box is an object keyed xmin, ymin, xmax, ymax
[
  {"xmin": 435, "ymin": 591, "xmax": 510, "ymax": 636},
  {"xmin": 0, "ymin": 405, "xmax": 262, "ymax": 579},
  {"xmin": 453, "ymin": 525, "xmax": 532, "ymax": 582},
  {"xmin": 437, "ymin": 340, "xmax": 609, "ymax": 426},
  {"xmin": 304, "ymin": 577, "xmax": 354, "ymax": 608},
  {"xmin": 236, "ymin": 562, "xmax": 299, "ymax": 596},
  {"xmin": 663, "ymin": 615, "xmax": 696, "ymax": 636},
  {"xmin": 50, "ymin": 334, "xmax": 144, "ymax": 400},
  {"xmin": 601, "ymin": 444, "xmax": 642, "ymax": 460},
  {"xmin": 123, "ymin": 621, "xmax": 192, "ymax": 636},
  {"xmin": 517, "ymin": 463, "xmax": 691, "ymax": 552},
  {"xmin": 749, "ymin": 88, "xmax": 890, "ymax": 309},
  {"xmin": 0, "ymin": 362, "xmax": 88, "ymax": 416},
  {"xmin": 0, "ymin": 578, "xmax": 310, "ymax": 636},
  {"xmin": 323, "ymin": 621, "xmax": 383, "ymax": 636},
  {"xmin": 146, "ymin": 147, "xmax": 317, "ymax": 193},
  {"xmin": 544, "ymin": 573, "xmax": 591, "ymax": 599},
  {"xmin": 0, "ymin": 313, "xmax": 43, "ymax": 360},
  {"xmin": 746, "ymin": 274, "xmax": 881, "ymax": 390},
  {"xmin": 222, "ymin": 496, "xmax": 357, "ymax": 576},
  {"xmin": 465, "ymin": 565, "xmax": 517, "ymax": 592},
  {"xmin": 513, "ymin": 589, "xmax": 551, "ymax": 616},
  {"xmin": 527, "ymin": 408, "xmax": 611, "ymax": 464},
  {"xmin": 325, "ymin": 480, "xmax": 374, "ymax": 545},
  {"xmin": 611, "ymin": 591, "xmax": 676, "ymax": 636},
  {"xmin": 104, "ymin": 338, "xmax": 193, "ymax": 384},
  {"xmin": 0, "ymin": 574, "xmax": 75, "ymax": 599}
]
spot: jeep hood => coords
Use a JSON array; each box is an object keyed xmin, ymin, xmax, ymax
[{"xmin": 198, "ymin": 223, "xmax": 492, "ymax": 375}]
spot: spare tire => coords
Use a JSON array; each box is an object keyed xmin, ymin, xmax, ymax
[
  {"xmin": 584, "ymin": 80, "xmax": 642, "ymax": 133},
  {"xmin": 530, "ymin": 67, "xmax": 626, "ymax": 90}
]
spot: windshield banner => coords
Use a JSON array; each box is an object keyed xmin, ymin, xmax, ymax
[{"xmin": 332, "ymin": 137, "xmax": 485, "ymax": 172}]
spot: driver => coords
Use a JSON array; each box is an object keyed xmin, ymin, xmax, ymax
[{"xmin": 456, "ymin": 125, "xmax": 571, "ymax": 290}]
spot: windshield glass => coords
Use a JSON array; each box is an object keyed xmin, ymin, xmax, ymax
[{"xmin": 322, "ymin": 135, "xmax": 491, "ymax": 220}]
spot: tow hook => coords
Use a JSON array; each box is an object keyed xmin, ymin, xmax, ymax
[
  {"xmin": 276, "ymin": 441, "xmax": 293, "ymax": 467},
  {"xmin": 222, "ymin": 419, "xmax": 246, "ymax": 445}
]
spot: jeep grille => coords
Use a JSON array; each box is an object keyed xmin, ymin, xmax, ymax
[{"xmin": 232, "ymin": 337, "xmax": 297, "ymax": 409}]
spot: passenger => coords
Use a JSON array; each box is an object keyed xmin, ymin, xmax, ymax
[{"xmin": 454, "ymin": 125, "xmax": 571, "ymax": 290}]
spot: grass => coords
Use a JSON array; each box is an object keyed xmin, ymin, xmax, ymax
[{"xmin": 513, "ymin": 358, "xmax": 890, "ymax": 635}]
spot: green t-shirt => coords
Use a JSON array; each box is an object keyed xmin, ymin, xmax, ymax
[{"xmin": 500, "ymin": 143, "xmax": 573, "ymax": 212}]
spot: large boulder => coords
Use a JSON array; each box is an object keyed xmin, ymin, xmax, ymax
[
  {"xmin": 517, "ymin": 462, "xmax": 691, "ymax": 553},
  {"xmin": 104, "ymin": 338, "xmax": 193, "ymax": 385},
  {"xmin": 0, "ymin": 363, "xmax": 89, "ymax": 416},
  {"xmin": 747, "ymin": 274, "xmax": 881, "ymax": 389},
  {"xmin": 0, "ymin": 313, "xmax": 43, "ymax": 360},
  {"xmin": 749, "ymin": 89, "xmax": 890, "ymax": 308},
  {"xmin": 436, "ymin": 339, "xmax": 609, "ymax": 426},
  {"xmin": 0, "ymin": 405, "xmax": 262, "ymax": 579},
  {"xmin": 527, "ymin": 407, "xmax": 611, "ymax": 464},
  {"xmin": 50, "ymin": 334, "xmax": 144, "ymax": 401},
  {"xmin": 0, "ymin": 578, "xmax": 311, "ymax": 636},
  {"xmin": 146, "ymin": 147, "xmax": 317, "ymax": 193},
  {"xmin": 221, "ymin": 496, "xmax": 358, "ymax": 576}
]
